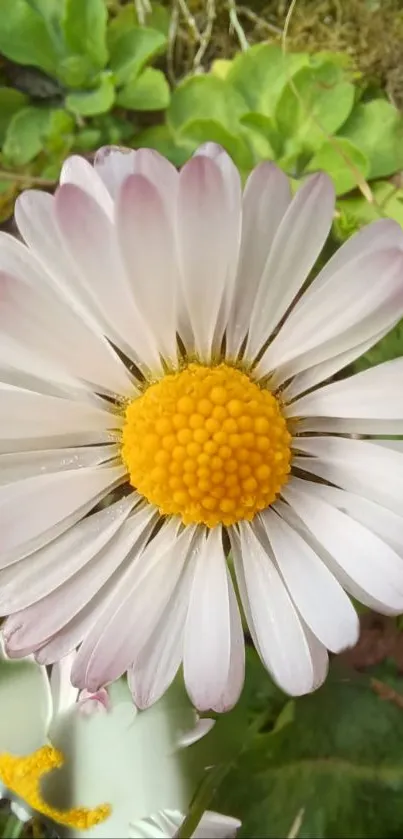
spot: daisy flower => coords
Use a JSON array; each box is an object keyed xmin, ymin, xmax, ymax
[
  {"xmin": 0, "ymin": 648, "xmax": 238, "ymax": 838},
  {"xmin": 2, "ymin": 143, "xmax": 403, "ymax": 711}
]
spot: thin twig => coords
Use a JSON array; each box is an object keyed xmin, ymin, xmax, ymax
[
  {"xmin": 176, "ymin": 0, "xmax": 201, "ymax": 41},
  {"xmin": 371, "ymin": 677, "xmax": 403, "ymax": 710},
  {"xmin": 134, "ymin": 0, "xmax": 152, "ymax": 26},
  {"xmin": 193, "ymin": 0, "xmax": 216, "ymax": 71},
  {"xmin": 235, "ymin": 5, "xmax": 283, "ymax": 35},
  {"xmin": 227, "ymin": 0, "xmax": 249, "ymax": 51},
  {"xmin": 0, "ymin": 169, "xmax": 56, "ymax": 187}
]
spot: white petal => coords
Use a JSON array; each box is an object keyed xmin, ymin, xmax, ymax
[
  {"xmin": 0, "ymin": 444, "xmax": 117, "ymax": 486},
  {"xmin": 71, "ymin": 517, "xmax": 192, "ymax": 693},
  {"xmin": 4, "ymin": 502, "xmax": 154, "ymax": 652},
  {"xmin": 231, "ymin": 522, "xmax": 328, "ymax": 695},
  {"xmin": 282, "ymin": 327, "xmax": 388, "ymax": 401},
  {"xmin": 0, "ymin": 464, "xmax": 125, "ymax": 567},
  {"xmin": 0, "ymin": 382, "xmax": 121, "ymax": 444},
  {"xmin": 94, "ymin": 146, "xmax": 137, "ymax": 198},
  {"xmin": 0, "ymin": 494, "xmax": 136, "ymax": 613},
  {"xmin": 54, "ymin": 183, "xmax": 163, "ymax": 372},
  {"xmin": 14, "ymin": 191, "xmax": 105, "ymax": 331},
  {"xmin": 283, "ymin": 481, "xmax": 403, "ymax": 613},
  {"xmin": 0, "ymin": 656, "xmax": 52, "ymax": 754},
  {"xmin": 287, "ymin": 357, "xmax": 403, "ymax": 422},
  {"xmin": 261, "ymin": 506, "xmax": 359, "ymax": 652},
  {"xmin": 60, "ymin": 155, "xmax": 113, "ymax": 217},
  {"xmin": 117, "ymin": 174, "xmax": 179, "ymax": 362},
  {"xmin": 246, "ymin": 173, "xmax": 335, "ymax": 360},
  {"xmin": 50, "ymin": 652, "xmax": 79, "ymax": 716},
  {"xmin": 184, "ymin": 527, "xmax": 243, "ymax": 712},
  {"xmin": 288, "ymin": 478, "xmax": 403, "ymax": 556},
  {"xmin": 128, "ymin": 547, "xmax": 196, "ymax": 710},
  {"xmin": 132, "ymin": 148, "xmax": 179, "ymax": 205},
  {"xmin": 259, "ymin": 246, "xmax": 403, "ymax": 378},
  {"xmin": 176, "ymin": 155, "xmax": 239, "ymax": 359},
  {"xmin": 226, "ymin": 162, "xmax": 291, "ymax": 356},
  {"xmin": 131, "ymin": 809, "xmax": 241, "ymax": 839},
  {"xmin": 293, "ymin": 435, "xmax": 403, "ymax": 517},
  {"xmin": 0, "ymin": 265, "xmax": 134, "ymax": 397}
]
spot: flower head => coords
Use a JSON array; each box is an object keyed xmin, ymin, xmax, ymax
[
  {"xmin": 0, "ymin": 648, "xmax": 236, "ymax": 837},
  {"xmin": 2, "ymin": 143, "xmax": 403, "ymax": 709}
]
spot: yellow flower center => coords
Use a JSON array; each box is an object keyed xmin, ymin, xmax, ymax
[
  {"xmin": 122, "ymin": 363, "xmax": 291, "ymax": 527},
  {"xmin": 0, "ymin": 746, "xmax": 110, "ymax": 830}
]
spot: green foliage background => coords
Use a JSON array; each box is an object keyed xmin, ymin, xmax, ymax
[{"xmin": 1, "ymin": 2, "xmax": 403, "ymax": 836}]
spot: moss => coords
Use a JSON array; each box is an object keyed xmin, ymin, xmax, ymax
[{"xmin": 165, "ymin": 0, "xmax": 403, "ymax": 106}]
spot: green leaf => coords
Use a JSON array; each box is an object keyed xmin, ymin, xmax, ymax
[
  {"xmin": 117, "ymin": 67, "xmax": 170, "ymax": 111},
  {"xmin": 227, "ymin": 43, "xmax": 309, "ymax": 117},
  {"xmin": 57, "ymin": 54, "xmax": 98, "ymax": 88},
  {"xmin": 240, "ymin": 112, "xmax": 283, "ymax": 158},
  {"xmin": 65, "ymin": 74, "xmax": 115, "ymax": 116},
  {"xmin": 107, "ymin": 2, "xmax": 169, "ymax": 48},
  {"xmin": 178, "ymin": 118, "xmax": 254, "ymax": 170},
  {"xmin": 73, "ymin": 128, "xmax": 102, "ymax": 151},
  {"xmin": 339, "ymin": 180, "xmax": 403, "ymax": 227},
  {"xmin": 0, "ymin": 88, "xmax": 29, "ymax": 144},
  {"xmin": 340, "ymin": 99, "xmax": 403, "ymax": 179},
  {"xmin": 62, "ymin": 0, "xmax": 108, "ymax": 70},
  {"xmin": 168, "ymin": 75, "xmax": 248, "ymax": 138},
  {"xmin": 275, "ymin": 62, "xmax": 355, "ymax": 154},
  {"xmin": 306, "ymin": 137, "xmax": 370, "ymax": 195},
  {"xmin": 133, "ymin": 125, "xmax": 193, "ymax": 167},
  {"xmin": 0, "ymin": 0, "xmax": 62, "ymax": 75},
  {"xmin": 214, "ymin": 665, "xmax": 403, "ymax": 838},
  {"xmin": 109, "ymin": 27, "xmax": 167, "ymax": 86},
  {"xmin": 3, "ymin": 106, "xmax": 51, "ymax": 165}
]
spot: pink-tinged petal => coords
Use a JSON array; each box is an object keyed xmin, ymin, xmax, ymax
[
  {"xmin": 246, "ymin": 173, "xmax": 335, "ymax": 360},
  {"xmin": 0, "ymin": 464, "xmax": 125, "ymax": 568},
  {"xmin": 77, "ymin": 687, "xmax": 110, "ymax": 715},
  {"xmin": 14, "ymin": 191, "xmax": 105, "ymax": 331},
  {"xmin": 230, "ymin": 523, "xmax": 328, "ymax": 695},
  {"xmin": 60, "ymin": 155, "xmax": 113, "ymax": 217},
  {"xmin": 260, "ymin": 246, "xmax": 403, "ymax": 380},
  {"xmin": 116, "ymin": 174, "xmax": 179, "ymax": 362},
  {"xmin": 132, "ymin": 148, "xmax": 179, "ymax": 203},
  {"xmin": 0, "ymin": 266, "xmax": 135, "ymax": 398},
  {"xmin": 128, "ymin": 537, "xmax": 199, "ymax": 709},
  {"xmin": 55, "ymin": 183, "xmax": 162, "ymax": 373},
  {"xmin": 71, "ymin": 518, "xmax": 191, "ymax": 693},
  {"xmin": 50, "ymin": 652, "xmax": 79, "ymax": 715},
  {"xmin": 262, "ymin": 505, "xmax": 359, "ymax": 652},
  {"xmin": 94, "ymin": 146, "xmax": 137, "ymax": 197},
  {"xmin": 283, "ymin": 480, "xmax": 403, "ymax": 613},
  {"xmin": 4, "ymin": 503, "xmax": 155, "ymax": 655},
  {"xmin": 226, "ymin": 161, "xmax": 291, "ymax": 356},
  {"xmin": 176, "ymin": 155, "xmax": 239, "ymax": 359},
  {"xmin": 184, "ymin": 527, "xmax": 244, "ymax": 712},
  {"xmin": 0, "ymin": 494, "xmax": 136, "ymax": 613}
]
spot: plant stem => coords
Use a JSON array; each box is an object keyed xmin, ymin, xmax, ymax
[
  {"xmin": 2, "ymin": 814, "xmax": 24, "ymax": 839},
  {"xmin": 175, "ymin": 763, "xmax": 231, "ymax": 838}
]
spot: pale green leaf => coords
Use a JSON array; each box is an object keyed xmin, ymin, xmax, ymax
[
  {"xmin": 227, "ymin": 43, "xmax": 309, "ymax": 117},
  {"xmin": 109, "ymin": 26, "xmax": 166, "ymax": 86},
  {"xmin": 62, "ymin": 0, "xmax": 108, "ymax": 70},
  {"xmin": 340, "ymin": 99, "xmax": 403, "ymax": 179},
  {"xmin": 0, "ymin": 0, "xmax": 62, "ymax": 75},
  {"xmin": 117, "ymin": 67, "xmax": 170, "ymax": 110},
  {"xmin": 66, "ymin": 74, "xmax": 115, "ymax": 116},
  {"xmin": 168, "ymin": 75, "xmax": 248, "ymax": 137},
  {"xmin": 306, "ymin": 137, "xmax": 370, "ymax": 195},
  {"xmin": 275, "ymin": 62, "xmax": 355, "ymax": 154},
  {"xmin": 3, "ymin": 106, "xmax": 51, "ymax": 165},
  {"xmin": 0, "ymin": 88, "xmax": 29, "ymax": 144}
]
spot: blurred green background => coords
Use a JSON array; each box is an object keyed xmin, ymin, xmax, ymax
[{"xmin": 1, "ymin": 1, "xmax": 403, "ymax": 836}]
